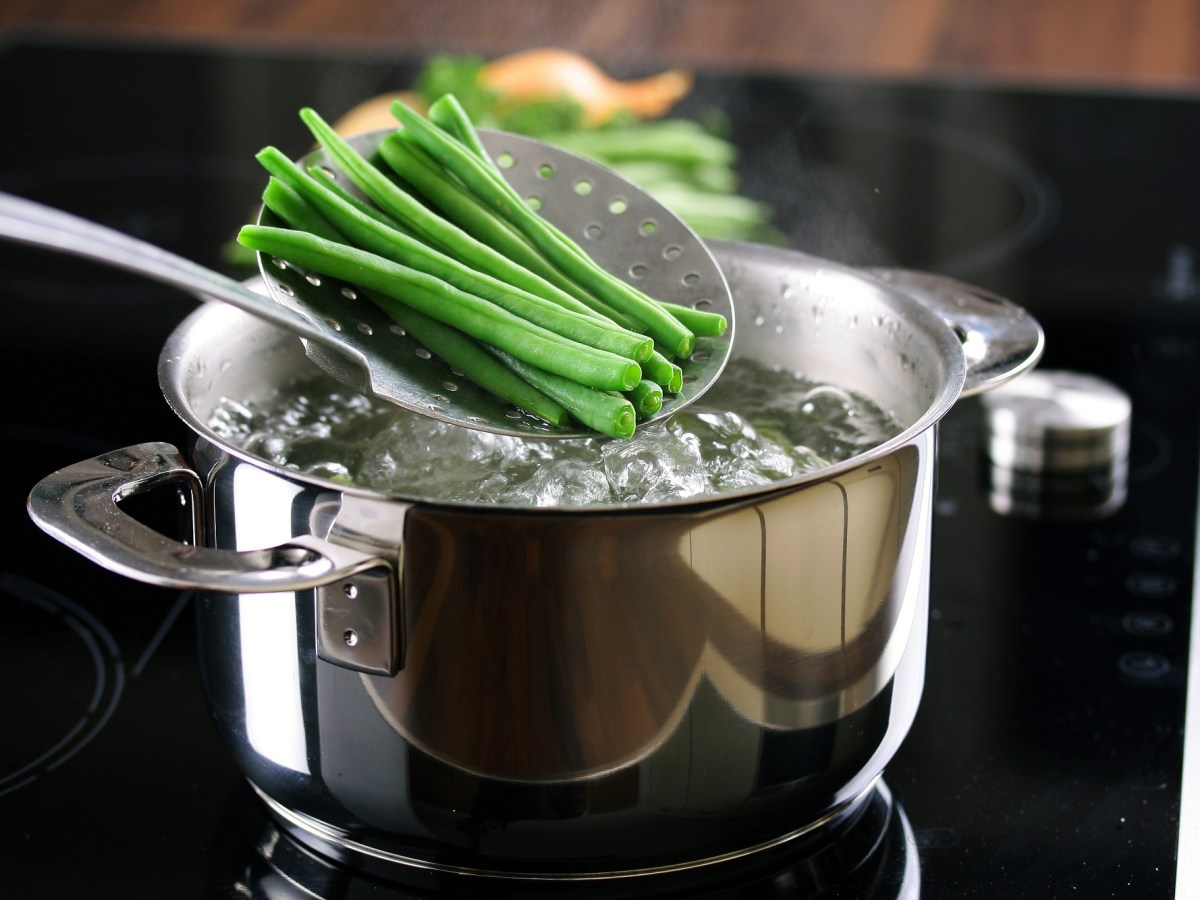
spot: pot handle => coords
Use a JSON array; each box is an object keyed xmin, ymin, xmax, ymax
[
  {"xmin": 868, "ymin": 268, "xmax": 1045, "ymax": 397},
  {"xmin": 27, "ymin": 442, "xmax": 387, "ymax": 593}
]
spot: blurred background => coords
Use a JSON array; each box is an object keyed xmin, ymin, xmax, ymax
[{"xmin": 2, "ymin": 0, "xmax": 1198, "ymax": 92}]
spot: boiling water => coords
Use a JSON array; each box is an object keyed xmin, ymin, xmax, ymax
[{"xmin": 207, "ymin": 359, "xmax": 902, "ymax": 507}]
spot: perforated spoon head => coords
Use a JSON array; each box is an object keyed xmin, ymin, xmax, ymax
[{"xmin": 257, "ymin": 129, "xmax": 734, "ymax": 438}]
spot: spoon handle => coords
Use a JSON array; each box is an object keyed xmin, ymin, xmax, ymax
[{"xmin": 0, "ymin": 191, "xmax": 335, "ymax": 347}]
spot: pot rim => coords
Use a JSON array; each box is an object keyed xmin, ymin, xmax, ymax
[{"xmin": 161, "ymin": 242, "xmax": 968, "ymax": 513}]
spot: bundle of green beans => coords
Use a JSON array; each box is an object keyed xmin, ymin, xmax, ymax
[{"xmin": 237, "ymin": 93, "xmax": 727, "ymax": 440}]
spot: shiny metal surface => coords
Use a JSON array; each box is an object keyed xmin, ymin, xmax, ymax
[
  {"xmin": 27, "ymin": 240, "xmax": 1040, "ymax": 876},
  {"xmin": 868, "ymin": 267, "xmax": 1045, "ymax": 397},
  {"xmin": 0, "ymin": 191, "xmax": 362, "ymax": 367},
  {"xmin": 26, "ymin": 441, "xmax": 390, "ymax": 592},
  {"xmin": 194, "ymin": 432, "xmax": 931, "ymax": 873},
  {"xmin": 253, "ymin": 777, "xmax": 882, "ymax": 881},
  {"xmin": 981, "ymin": 369, "xmax": 1132, "ymax": 472},
  {"xmin": 26, "ymin": 441, "xmax": 404, "ymax": 674},
  {"xmin": 26, "ymin": 441, "xmax": 373, "ymax": 592},
  {"xmin": 190, "ymin": 241, "xmax": 947, "ymax": 874},
  {"xmin": 980, "ymin": 369, "xmax": 1132, "ymax": 520}
]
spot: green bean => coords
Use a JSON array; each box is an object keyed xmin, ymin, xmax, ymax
[
  {"xmin": 626, "ymin": 379, "xmax": 664, "ymax": 418},
  {"xmin": 427, "ymin": 93, "xmax": 494, "ymax": 169},
  {"xmin": 307, "ymin": 165, "xmax": 410, "ymax": 231},
  {"xmin": 493, "ymin": 351, "xmax": 637, "ymax": 440},
  {"xmin": 378, "ymin": 134, "xmax": 613, "ymax": 311},
  {"xmin": 238, "ymin": 225, "xmax": 642, "ymax": 393},
  {"xmin": 377, "ymin": 134, "xmax": 551, "ymax": 273},
  {"xmin": 641, "ymin": 349, "xmax": 682, "ymax": 392},
  {"xmin": 377, "ymin": 133, "xmax": 642, "ymax": 331},
  {"xmin": 256, "ymin": 147, "xmax": 653, "ymax": 364},
  {"xmin": 538, "ymin": 120, "xmax": 738, "ymax": 168},
  {"xmin": 426, "ymin": 106, "xmax": 724, "ymax": 343},
  {"xmin": 421, "ymin": 98, "xmax": 730, "ymax": 363},
  {"xmin": 657, "ymin": 301, "xmax": 728, "ymax": 337},
  {"xmin": 258, "ymin": 182, "xmax": 568, "ymax": 422},
  {"xmin": 299, "ymin": 107, "xmax": 639, "ymax": 331},
  {"xmin": 371, "ymin": 297, "xmax": 570, "ymax": 427},
  {"xmin": 389, "ymin": 99, "xmax": 696, "ymax": 359},
  {"xmin": 261, "ymin": 178, "xmax": 343, "ymax": 242},
  {"xmin": 665, "ymin": 363, "xmax": 684, "ymax": 394}
]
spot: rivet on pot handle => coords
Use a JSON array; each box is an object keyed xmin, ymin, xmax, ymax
[
  {"xmin": 27, "ymin": 442, "xmax": 402, "ymax": 676},
  {"xmin": 869, "ymin": 268, "xmax": 1045, "ymax": 397}
]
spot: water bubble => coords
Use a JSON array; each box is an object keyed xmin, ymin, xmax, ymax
[{"xmin": 206, "ymin": 359, "xmax": 902, "ymax": 507}]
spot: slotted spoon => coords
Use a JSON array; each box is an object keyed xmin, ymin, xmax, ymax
[{"xmin": 0, "ymin": 129, "xmax": 732, "ymax": 438}]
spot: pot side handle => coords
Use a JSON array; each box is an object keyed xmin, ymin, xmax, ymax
[
  {"xmin": 26, "ymin": 442, "xmax": 385, "ymax": 593},
  {"xmin": 869, "ymin": 268, "xmax": 1045, "ymax": 397}
]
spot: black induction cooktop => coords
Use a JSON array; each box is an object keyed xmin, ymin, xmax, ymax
[{"xmin": 1, "ymin": 30, "xmax": 1197, "ymax": 898}]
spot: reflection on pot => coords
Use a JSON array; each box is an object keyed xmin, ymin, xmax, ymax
[
  {"xmin": 364, "ymin": 511, "xmax": 706, "ymax": 782},
  {"xmin": 358, "ymin": 442, "xmax": 922, "ymax": 787}
]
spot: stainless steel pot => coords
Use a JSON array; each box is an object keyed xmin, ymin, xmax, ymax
[{"xmin": 28, "ymin": 240, "xmax": 1042, "ymax": 880}]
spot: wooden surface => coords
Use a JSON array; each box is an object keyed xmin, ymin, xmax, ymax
[{"xmin": 2, "ymin": 0, "xmax": 1199, "ymax": 93}]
